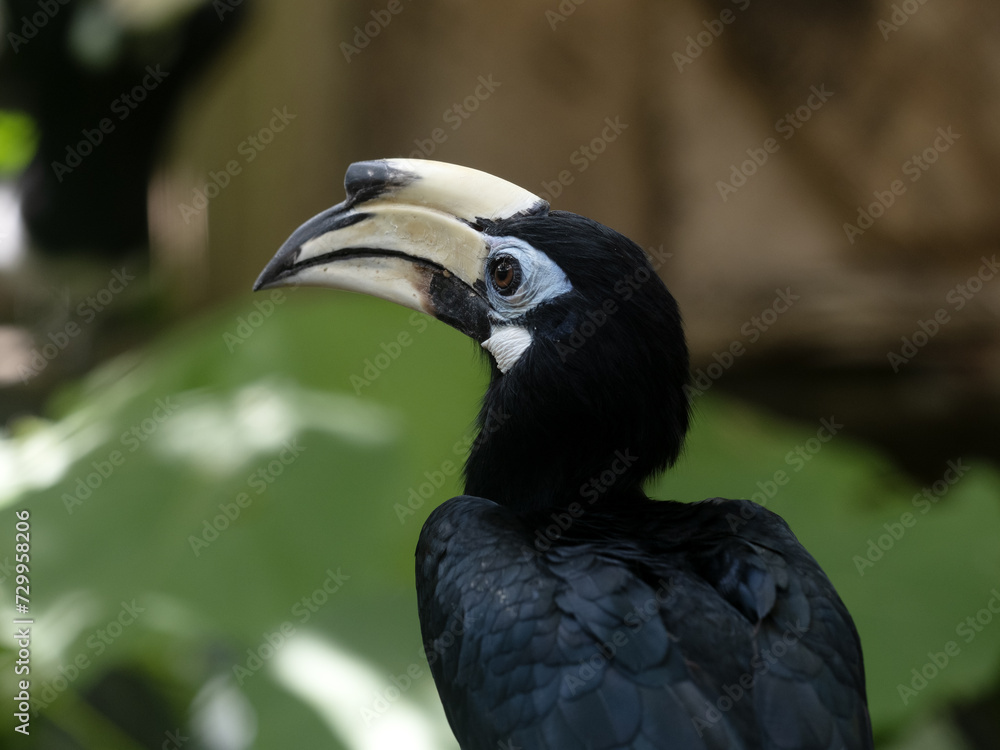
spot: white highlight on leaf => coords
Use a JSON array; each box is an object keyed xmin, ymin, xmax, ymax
[{"xmin": 272, "ymin": 631, "xmax": 447, "ymax": 750}]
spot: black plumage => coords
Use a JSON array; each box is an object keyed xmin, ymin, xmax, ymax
[
  {"xmin": 254, "ymin": 159, "xmax": 873, "ymax": 749},
  {"xmin": 463, "ymin": 212, "xmax": 689, "ymax": 513},
  {"xmin": 418, "ymin": 496, "xmax": 870, "ymax": 748}
]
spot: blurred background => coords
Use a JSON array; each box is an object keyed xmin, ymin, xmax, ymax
[{"xmin": 1, "ymin": 0, "xmax": 999, "ymax": 747}]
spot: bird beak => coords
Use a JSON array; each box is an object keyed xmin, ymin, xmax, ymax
[{"xmin": 253, "ymin": 159, "xmax": 547, "ymax": 342}]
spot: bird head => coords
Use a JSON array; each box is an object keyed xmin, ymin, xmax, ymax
[{"xmin": 255, "ymin": 159, "xmax": 689, "ymax": 512}]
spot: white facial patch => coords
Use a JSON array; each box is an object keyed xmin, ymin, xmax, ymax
[
  {"xmin": 485, "ymin": 237, "xmax": 572, "ymax": 322},
  {"xmin": 481, "ymin": 325, "xmax": 533, "ymax": 373}
]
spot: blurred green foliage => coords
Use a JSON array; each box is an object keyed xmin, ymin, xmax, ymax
[
  {"xmin": 1, "ymin": 291, "xmax": 998, "ymax": 748},
  {"xmin": 0, "ymin": 110, "xmax": 38, "ymax": 176}
]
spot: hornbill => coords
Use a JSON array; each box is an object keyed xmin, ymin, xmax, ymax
[{"xmin": 254, "ymin": 159, "xmax": 873, "ymax": 749}]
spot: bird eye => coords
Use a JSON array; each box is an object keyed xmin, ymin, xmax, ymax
[{"xmin": 490, "ymin": 255, "xmax": 521, "ymax": 296}]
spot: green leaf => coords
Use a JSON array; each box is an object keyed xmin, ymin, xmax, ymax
[
  {"xmin": 2, "ymin": 290, "xmax": 997, "ymax": 746},
  {"xmin": 0, "ymin": 110, "xmax": 39, "ymax": 176}
]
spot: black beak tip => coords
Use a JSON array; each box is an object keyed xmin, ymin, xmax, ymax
[{"xmin": 253, "ymin": 244, "xmax": 301, "ymax": 292}]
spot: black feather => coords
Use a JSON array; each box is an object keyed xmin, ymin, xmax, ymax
[{"xmin": 415, "ymin": 211, "xmax": 872, "ymax": 748}]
